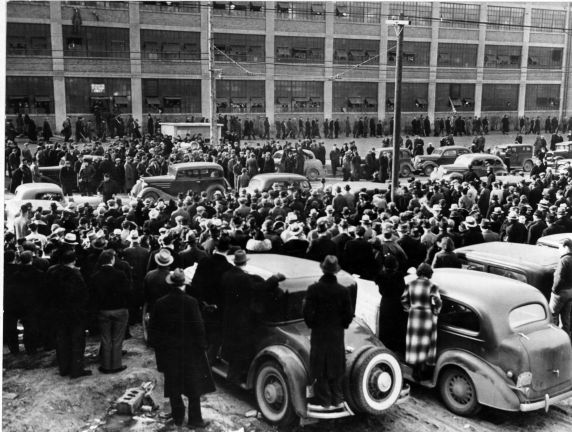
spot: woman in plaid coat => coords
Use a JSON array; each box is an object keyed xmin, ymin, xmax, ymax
[{"xmin": 401, "ymin": 263, "xmax": 442, "ymax": 380}]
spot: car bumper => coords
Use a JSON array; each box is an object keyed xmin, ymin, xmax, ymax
[{"xmin": 520, "ymin": 388, "xmax": 572, "ymax": 412}]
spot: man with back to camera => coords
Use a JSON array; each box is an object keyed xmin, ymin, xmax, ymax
[{"xmin": 549, "ymin": 239, "xmax": 572, "ymax": 340}]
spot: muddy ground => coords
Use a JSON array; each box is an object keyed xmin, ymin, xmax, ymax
[{"xmin": 3, "ymin": 325, "xmax": 572, "ymax": 432}]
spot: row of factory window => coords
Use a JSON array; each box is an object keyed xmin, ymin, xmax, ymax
[
  {"xmin": 5, "ymin": 77, "xmax": 561, "ymax": 116},
  {"xmin": 6, "ymin": 23, "xmax": 565, "ymax": 70},
  {"xmin": 11, "ymin": 2, "xmax": 566, "ymax": 32}
]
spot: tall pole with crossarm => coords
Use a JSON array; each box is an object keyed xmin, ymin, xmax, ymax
[
  {"xmin": 386, "ymin": 14, "xmax": 410, "ymax": 202},
  {"xmin": 208, "ymin": 2, "xmax": 219, "ymax": 145}
]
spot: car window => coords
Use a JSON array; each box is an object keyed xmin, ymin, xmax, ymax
[
  {"xmin": 509, "ymin": 303, "xmax": 546, "ymax": 329},
  {"xmin": 461, "ymin": 262, "xmax": 485, "ymax": 272},
  {"xmin": 443, "ymin": 150, "xmax": 456, "ymax": 157},
  {"xmin": 471, "ymin": 159, "xmax": 483, "ymax": 167},
  {"xmin": 35, "ymin": 192, "xmax": 64, "ymax": 201},
  {"xmin": 260, "ymin": 280, "xmax": 306, "ymax": 323},
  {"xmin": 489, "ymin": 266, "xmax": 527, "ymax": 283},
  {"xmin": 439, "ymin": 298, "xmax": 480, "ymax": 332},
  {"xmin": 178, "ymin": 169, "xmax": 200, "ymax": 178}
]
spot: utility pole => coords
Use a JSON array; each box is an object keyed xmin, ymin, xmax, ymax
[
  {"xmin": 207, "ymin": 2, "xmax": 219, "ymax": 145},
  {"xmin": 386, "ymin": 14, "xmax": 410, "ymax": 202}
]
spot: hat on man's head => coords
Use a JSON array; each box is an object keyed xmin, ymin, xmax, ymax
[
  {"xmin": 233, "ymin": 249, "xmax": 249, "ymax": 266},
  {"xmin": 320, "ymin": 255, "xmax": 341, "ymax": 274},
  {"xmin": 129, "ymin": 230, "xmax": 140, "ymax": 242},
  {"xmin": 465, "ymin": 216, "xmax": 477, "ymax": 228},
  {"xmin": 493, "ymin": 207, "xmax": 503, "ymax": 215},
  {"xmin": 92, "ymin": 237, "xmax": 108, "ymax": 250},
  {"xmin": 166, "ymin": 268, "xmax": 186, "ymax": 286},
  {"xmin": 155, "ymin": 248, "xmax": 174, "ymax": 267},
  {"xmin": 63, "ymin": 233, "xmax": 78, "ymax": 245},
  {"xmin": 397, "ymin": 223, "xmax": 409, "ymax": 234},
  {"xmin": 507, "ymin": 211, "xmax": 518, "ymax": 221}
]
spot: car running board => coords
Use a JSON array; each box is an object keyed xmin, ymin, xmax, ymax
[
  {"xmin": 306, "ymin": 402, "xmax": 354, "ymax": 420},
  {"xmin": 211, "ymin": 364, "xmax": 248, "ymax": 390}
]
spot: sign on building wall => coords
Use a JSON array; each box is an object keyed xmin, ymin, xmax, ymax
[{"xmin": 90, "ymin": 83, "xmax": 106, "ymax": 94}]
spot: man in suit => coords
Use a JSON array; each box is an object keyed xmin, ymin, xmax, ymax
[
  {"xmin": 220, "ymin": 250, "xmax": 285, "ymax": 384},
  {"xmin": 149, "ymin": 268, "xmax": 215, "ymax": 428},
  {"xmin": 306, "ymin": 221, "xmax": 337, "ymax": 262},
  {"xmin": 122, "ymin": 231, "xmax": 150, "ymax": 324},
  {"xmin": 303, "ymin": 255, "xmax": 353, "ymax": 409},
  {"xmin": 527, "ymin": 210, "xmax": 548, "ymax": 245},
  {"xmin": 144, "ymin": 249, "xmax": 174, "ymax": 309},
  {"xmin": 90, "ymin": 249, "xmax": 131, "ymax": 373},
  {"xmin": 343, "ymin": 226, "xmax": 376, "ymax": 279}
]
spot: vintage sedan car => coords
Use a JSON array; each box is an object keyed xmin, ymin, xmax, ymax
[
  {"xmin": 546, "ymin": 141, "xmax": 572, "ymax": 162},
  {"xmin": 130, "ymin": 162, "xmax": 230, "ymax": 202},
  {"xmin": 5, "ymin": 182, "xmax": 101, "ymax": 232},
  {"xmin": 145, "ymin": 254, "xmax": 409, "ymax": 426},
  {"xmin": 552, "ymin": 158, "xmax": 572, "ymax": 175},
  {"xmin": 37, "ymin": 155, "xmax": 105, "ymax": 190},
  {"xmin": 491, "ymin": 143, "xmax": 535, "ymax": 172},
  {"xmin": 454, "ymin": 242, "xmax": 560, "ymax": 299},
  {"xmin": 245, "ymin": 173, "xmax": 311, "ymax": 195},
  {"xmin": 355, "ymin": 269, "xmax": 572, "ymax": 416},
  {"xmin": 375, "ymin": 147, "xmax": 415, "ymax": 178},
  {"xmin": 537, "ymin": 233, "xmax": 572, "ymax": 249},
  {"xmin": 273, "ymin": 149, "xmax": 325, "ymax": 180},
  {"xmin": 413, "ymin": 145, "xmax": 471, "ymax": 176},
  {"xmin": 431, "ymin": 154, "xmax": 508, "ymax": 181}
]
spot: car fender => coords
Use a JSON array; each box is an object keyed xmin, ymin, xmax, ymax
[
  {"xmin": 246, "ymin": 345, "xmax": 309, "ymax": 418},
  {"xmin": 305, "ymin": 161, "xmax": 324, "ymax": 175},
  {"xmin": 435, "ymin": 349, "xmax": 520, "ymax": 411},
  {"xmin": 138, "ymin": 186, "xmax": 174, "ymax": 201},
  {"xmin": 421, "ymin": 161, "xmax": 438, "ymax": 170}
]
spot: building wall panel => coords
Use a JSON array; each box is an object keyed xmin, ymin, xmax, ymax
[
  {"xmin": 139, "ymin": 11, "xmax": 201, "ymax": 27},
  {"xmin": 275, "ymin": 64, "xmax": 324, "ymax": 78},
  {"xmin": 438, "ymin": 28, "xmax": 479, "ymax": 41},
  {"xmin": 6, "ymin": 58, "xmax": 53, "ymax": 73},
  {"xmin": 486, "ymin": 30, "xmax": 523, "ymax": 43},
  {"xmin": 141, "ymin": 61, "xmax": 202, "ymax": 76},
  {"xmin": 7, "ymin": 2, "xmax": 50, "ymax": 20},
  {"xmin": 529, "ymin": 33, "xmax": 566, "ymax": 45},
  {"xmin": 213, "ymin": 16, "xmax": 265, "ymax": 31},
  {"xmin": 275, "ymin": 20, "xmax": 326, "ymax": 34},
  {"xmin": 61, "ymin": 5, "xmax": 130, "ymax": 24},
  {"xmin": 526, "ymin": 70, "xmax": 562, "ymax": 81},
  {"xmin": 436, "ymin": 69, "xmax": 477, "ymax": 80},
  {"xmin": 332, "ymin": 66, "xmax": 379, "ymax": 80},
  {"xmin": 64, "ymin": 58, "xmax": 131, "ymax": 74},
  {"xmin": 483, "ymin": 70, "xmax": 521, "ymax": 81},
  {"xmin": 334, "ymin": 23, "xmax": 381, "ymax": 37}
]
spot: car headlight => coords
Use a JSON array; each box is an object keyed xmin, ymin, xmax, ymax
[{"xmin": 516, "ymin": 371, "xmax": 532, "ymax": 388}]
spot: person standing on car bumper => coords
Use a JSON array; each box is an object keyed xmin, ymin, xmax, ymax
[
  {"xmin": 303, "ymin": 255, "xmax": 354, "ymax": 409},
  {"xmin": 549, "ymin": 239, "xmax": 572, "ymax": 339}
]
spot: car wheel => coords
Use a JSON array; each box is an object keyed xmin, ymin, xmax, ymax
[
  {"xmin": 438, "ymin": 367, "xmax": 481, "ymax": 417},
  {"xmin": 254, "ymin": 361, "xmax": 298, "ymax": 427},
  {"xmin": 399, "ymin": 165, "xmax": 412, "ymax": 178},
  {"xmin": 350, "ymin": 348, "xmax": 402, "ymax": 415},
  {"xmin": 523, "ymin": 160, "xmax": 534, "ymax": 172},
  {"xmin": 142, "ymin": 302, "xmax": 150, "ymax": 346},
  {"xmin": 423, "ymin": 165, "xmax": 435, "ymax": 176},
  {"xmin": 307, "ymin": 168, "xmax": 320, "ymax": 181},
  {"xmin": 141, "ymin": 191, "xmax": 159, "ymax": 203}
]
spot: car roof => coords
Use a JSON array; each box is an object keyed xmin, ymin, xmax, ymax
[
  {"xmin": 430, "ymin": 268, "xmax": 544, "ymax": 312},
  {"xmin": 494, "ymin": 143, "xmax": 532, "ymax": 149},
  {"xmin": 171, "ymin": 162, "xmax": 222, "ymax": 170},
  {"xmin": 455, "ymin": 153, "xmax": 502, "ymax": 162},
  {"xmin": 250, "ymin": 173, "xmax": 308, "ymax": 181},
  {"xmin": 455, "ymin": 241, "xmax": 560, "ymax": 269},
  {"xmin": 273, "ymin": 149, "xmax": 314, "ymax": 156},
  {"xmin": 15, "ymin": 182, "xmax": 62, "ymax": 195},
  {"xmin": 434, "ymin": 145, "xmax": 468, "ymax": 151},
  {"xmin": 537, "ymin": 233, "xmax": 572, "ymax": 248}
]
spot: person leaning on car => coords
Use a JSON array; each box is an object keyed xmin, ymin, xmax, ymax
[
  {"xmin": 303, "ymin": 255, "xmax": 354, "ymax": 410},
  {"xmin": 549, "ymin": 239, "xmax": 572, "ymax": 339}
]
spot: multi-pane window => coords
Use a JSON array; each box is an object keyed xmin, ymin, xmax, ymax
[
  {"xmin": 65, "ymin": 1, "xmax": 128, "ymax": 7},
  {"xmin": 143, "ymin": 79, "xmax": 201, "ymax": 113},
  {"xmin": 215, "ymin": 33, "xmax": 265, "ymax": 63},
  {"xmin": 6, "ymin": 76, "xmax": 54, "ymax": 114},
  {"xmin": 435, "ymin": 83, "xmax": 476, "ymax": 111},
  {"xmin": 212, "ymin": 1, "xmax": 264, "ymax": 17},
  {"xmin": 437, "ymin": 43, "xmax": 478, "ymax": 67},
  {"xmin": 275, "ymin": 81, "xmax": 324, "ymax": 113},
  {"xmin": 440, "ymin": 3, "xmax": 480, "ymax": 29},
  {"xmin": 388, "ymin": 41, "xmax": 430, "ymax": 66},
  {"xmin": 275, "ymin": 2, "xmax": 326, "ymax": 21},
  {"xmin": 141, "ymin": 30, "xmax": 200, "ymax": 60},
  {"xmin": 65, "ymin": 77, "xmax": 131, "ymax": 113},
  {"xmin": 484, "ymin": 45, "xmax": 521, "ymax": 68},
  {"xmin": 481, "ymin": 84, "xmax": 519, "ymax": 111},
  {"xmin": 141, "ymin": 1, "xmax": 200, "ymax": 13},
  {"xmin": 531, "ymin": 9, "xmax": 566, "ymax": 33},
  {"xmin": 528, "ymin": 47, "xmax": 563, "ymax": 69},
  {"xmin": 487, "ymin": 6, "xmax": 524, "ymax": 31},
  {"xmin": 62, "ymin": 26, "xmax": 129, "ymax": 58},
  {"xmin": 387, "ymin": 82, "xmax": 429, "ymax": 111},
  {"xmin": 388, "ymin": 2, "xmax": 432, "ymax": 27},
  {"xmin": 216, "ymin": 80, "xmax": 265, "ymax": 113},
  {"xmin": 7, "ymin": 23, "xmax": 51, "ymax": 56},
  {"xmin": 333, "ymin": 82, "xmax": 378, "ymax": 112},
  {"xmin": 275, "ymin": 36, "xmax": 324, "ymax": 64},
  {"xmin": 525, "ymin": 84, "xmax": 560, "ymax": 110},
  {"xmin": 333, "ymin": 39, "xmax": 379, "ymax": 65},
  {"xmin": 334, "ymin": 2, "xmax": 382, "ymax": 24}
]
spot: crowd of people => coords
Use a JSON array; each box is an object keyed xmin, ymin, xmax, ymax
[{"xmin": 4, "ymin": 120, "xmax": 572, "ymax": 420}]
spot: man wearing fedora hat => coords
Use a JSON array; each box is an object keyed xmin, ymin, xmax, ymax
[
  {"xmin": 144, "ymin": 249, "xmax": 174, "ymax": 309},
  {"xmin": 149, "ymin": 268, "xmax": 215, "ymax": 428},
  {"xmin": 221, "ymin": 250, "xmax": 285, "ymax": 384},
  {"xmin": 303, "ymin": 255, "xmax": 353, "ymax": 409}
]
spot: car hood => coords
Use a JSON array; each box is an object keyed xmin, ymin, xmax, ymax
[{"xmin": 440, "ymin": 163, "xmax": 466, "ymax": 171}]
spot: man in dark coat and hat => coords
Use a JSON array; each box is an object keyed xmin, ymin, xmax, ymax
[
  {"xmin": 303, "ymin": 255, "xmax": 354, "ymax": 409},
  {"xmin": 149, "ymin": 268, "xmax": 215, "ymax": 428}
]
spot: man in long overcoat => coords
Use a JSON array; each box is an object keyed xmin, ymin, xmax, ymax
[
  {"xmin": 221, "ymin": 250, "xmax": 284, "ymax": 384},
  {"xmin": 149, "ymin": 268, "xmax": 215, "ymax": 428},
  {"xmin": 303, "ymin": 255, "xmax": 353, "ymax": 409}
]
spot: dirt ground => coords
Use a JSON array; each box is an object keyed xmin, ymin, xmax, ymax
[{"xmin": 3, "ymin": 324, "xmax": 572, "ymax": 432}]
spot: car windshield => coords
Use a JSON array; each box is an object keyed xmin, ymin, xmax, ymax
[{"xmin": 509, "ymin": 303, "xmax": 546, "ymax": 329}]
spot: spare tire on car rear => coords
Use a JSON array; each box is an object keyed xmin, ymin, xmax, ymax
[{"xmin": 349, "ymin": 347, "xmax": 402, "ymax": 415}]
